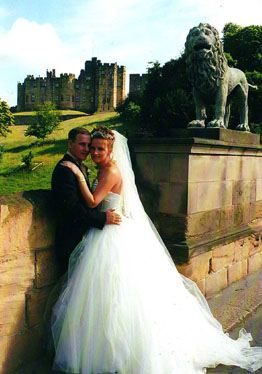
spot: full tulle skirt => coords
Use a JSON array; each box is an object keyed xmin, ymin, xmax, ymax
[{"xmin": 52, "ymin": 216, "xmax": 262, "ymax": 373}]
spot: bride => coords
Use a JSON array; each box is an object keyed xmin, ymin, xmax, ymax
[{"xmin": 51, "ymin": 126, "xmax": 262, "ymax": 374}]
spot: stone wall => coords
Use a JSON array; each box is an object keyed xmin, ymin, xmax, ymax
[{"xmin": 0, "ymin": 190, "xmax": 59, "ymax": 374}]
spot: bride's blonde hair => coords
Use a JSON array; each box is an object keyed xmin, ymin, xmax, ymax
[{"xmin": 91, "ymin": 126, "xmax": 115, "ymax": 151}]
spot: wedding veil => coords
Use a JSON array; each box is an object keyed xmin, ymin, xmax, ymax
[{"xmin": 112, "ymin": 130, "xmax": 146, "ymax": 220}]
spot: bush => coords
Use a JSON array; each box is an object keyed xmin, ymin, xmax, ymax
[{"xmin": 21, "ymin": 151, "xmax": 34, "ymax": 170}]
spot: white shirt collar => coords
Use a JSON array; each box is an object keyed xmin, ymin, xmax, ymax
[{"xmin": 66, "ymin": 151, "xmax": 82, "ymax": 166}]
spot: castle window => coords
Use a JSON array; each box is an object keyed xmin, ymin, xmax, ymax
[
  {"xmin": 91, "ymin": 96, "xmax": 94, "ymax": 102},
  {"xmin": 42, "ymin": 82, "xmax": 46, "ymax": 87},
  {"xmin": 33, "ymin": 82, "xmax": 36, "ymax": 88},
  {"xmin": 82, "ymin": 96, "xmax": 86, "ymax": 102},
  {"xmin": 86, "ymin": 77, "xmax": 91, "ymax": 81},
  {"xmin": 101, "ymin": 71, "xmax": 105, "ymax": 75},
  {"xmin": 66, "ymin": 95, "xmax": 70, "ymax": 101},
  {"xmin": 76, "ymin": 96, "xmax": 80, "ymax": 102},
  {"xmin": 55, "ymin": 83, "xmax": 59, "ymax": 88},
  {"xmin": 42, "ymin": 96, "xmax": 46, "ymax": 101},
  {"xmin": 72, "ymin": 96, "xmax": 74, "ymax": 102},
  {"xmin": 86, "ymin": 85, "xmax": 90, "ymax": 90},
  {"xmin": 61, "ymin": 95, "xmax": 64, "ymax": 101},
  {"xmin": 76, "ymin": 84, "xmax": 80, "ymax": 89},
  {"xmin": 31, "ymin": 95, "xmax": 35, "ymax": 102},
  {"xmin": 55, "ymin": 96, "xmax": 59, "ymax": 101}
]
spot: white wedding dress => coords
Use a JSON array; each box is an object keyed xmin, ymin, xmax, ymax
[{"xmin": 52, "ymin": 131, "xmax": 262, "ymax": 374}]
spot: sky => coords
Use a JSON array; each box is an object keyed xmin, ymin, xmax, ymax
[{"xmin": 0, "ymin": 0, "xmax": 262, "ymax": 107}]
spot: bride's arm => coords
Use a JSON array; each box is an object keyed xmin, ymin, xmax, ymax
[{"xmin": 61, "ymin": 161, "xmax": 117, "ymax": 208}]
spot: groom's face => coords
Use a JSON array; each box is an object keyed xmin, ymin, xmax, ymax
[{"xmin": 68, "ymin": 134, "xmax": 91, "ymax": 162}]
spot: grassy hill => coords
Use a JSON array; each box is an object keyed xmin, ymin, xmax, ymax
[{"xmin": 0, "ymin": 112, "xmax": 121, "ymax": 195}]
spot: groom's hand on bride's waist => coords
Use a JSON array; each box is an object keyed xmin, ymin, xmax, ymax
[{"xmin": 106, "ymin": 209, "xmax": 122, "ymax": 225}]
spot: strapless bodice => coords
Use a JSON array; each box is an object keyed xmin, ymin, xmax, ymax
[{"xmin": 92, "ymin": 179, "xmax": 122, "ymax": 212}]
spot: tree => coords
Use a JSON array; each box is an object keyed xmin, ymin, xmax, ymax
[
  {"xmin": 223, "ymin": 23, "xmax": 262, "ymax": 125},
  {"xmin": 0, "ymin": 98, "xmax": 14, "ymax": 137},
  {"xmin": 25, "ymin": 102, "xmax": 60, "ymax": 140},
  {"xmin": 223, "ymin": 23, "xmax": 262, "ymax": 72}
]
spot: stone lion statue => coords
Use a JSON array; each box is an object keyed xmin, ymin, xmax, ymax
[{"xmin": 185, "ymin": 23, "xmax": 254, "ymax": 131}]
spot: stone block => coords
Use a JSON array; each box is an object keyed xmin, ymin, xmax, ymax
[
  {"xmin": 188, "ymin": 155, "xmax": 226, "ymax": 183},
  {"xmin": 0, "ymin": 192, "xmax": 55, "ymax": 257},
  {"xmin": 169, "ymin": 154, "xmax": 189, "ymax": 183},
  {"xmin": 35, "ymin": 248, "xmax": 59, "ymax": 288},
  {"xmin": 233, "ymin": 203, "xmax": 251, "ymax": 226},
  {"xmin": 0, "ymin": 205, "xmax": 9, "ymax": 224},
  {"xmin": 228, "ymin": 259, "xmax": 248, "ymax": 285},
  {"xmin": 176, "ymin": 251, "xmax": 212, "ymax": 282},
  {"xmin": 158, "ymin": 182, "xmax": 187, "ymax": 214},
  {"xmin": 234, "ymin": 238, "xmax": 250, "ymax": 262},
  {"xmin": 0, "ymin": 250, "xmax": 35, "ymax": 290},
  {"xmin": 154, "ymin": 153, "xmax": 171, "ymax": 183},
  {"xmin": 256, "ymin": 158, "xmax": 262, "ymax": 179},
  {"xmin": 211, "ymin": 242, "xmax": 235, "ymax": 272},
  {"xmin": 186, "ymin": 206, "xmax": 234, "ymax": 237},
  {"xmin": 134, "ymin": 153, "xmax": 155, "ymax": 184},
  {"xmin": 196, "ymin": 278, "xmax": 205, "ymax": 296},
  {"xmin": 256, "ymin": 179, "xmax": 262, "ymax": 201},
  {"xmin": 0, "ymin": 325, "xmax": 43, "ymax": 373},
  {"xmin": 0, "ymin": 293, "xmax": 25, "ymax": 338},
  {"xmin": 224, "ymin": 155, "xmax": 242, "ymax": 181},
  {"xmin": 248, "ymin": 234, "xmax": 261, "ymax": 256},
  {"xmin": 248, "ymin": 252, "xmax": 262, "ymax": 274},
  {"xmin": 232, "ymin": 180, "xmax": 256, "ymax": 205},
  {"xmin": 232, "ymin": 156, "xmax": 256, "ymax": 181},
  {"xmin": 205, "ymin": 268, "xmax": 228, "ymax": 299},
  {"xmin": 193, "ymin": 181, "xmax": 232, "ymax": 213},
  {"xmin": 0, "ymin": 201, "xmax": 33, "ymax": 256},
  {"xmin": 154, "ymin": 213, "xmax": 187, "ymax": 240},
  {"xmin": 250, "ymin": 200, "xmax": 262, "ymax": 221},
  {"xmin": 25, "ymin": 286, "xmax": 53, "ymax": 328}
]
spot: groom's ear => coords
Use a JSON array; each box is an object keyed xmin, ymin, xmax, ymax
[{"xmin": 68, "ymin": 139, "xmax": 73, "ymax": 150}]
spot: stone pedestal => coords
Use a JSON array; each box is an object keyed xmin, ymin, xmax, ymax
[{"xmin": 130, "ymin": 129, "xmax": 262, "ymax": 297}]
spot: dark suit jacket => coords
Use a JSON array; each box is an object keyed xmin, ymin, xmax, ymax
[{"xmin": 51, "ymin": 154, "xmax": 106, "ymax": 273}]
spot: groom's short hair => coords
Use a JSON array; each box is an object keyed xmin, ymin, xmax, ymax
[{"xmin": 68, "ymin": 127, "xmax": 90, "ymax": 142}]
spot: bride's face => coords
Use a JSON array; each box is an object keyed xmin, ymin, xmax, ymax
[{"xmin": 90, "ymin": 138, "xmax": 112, "ymax": 165}]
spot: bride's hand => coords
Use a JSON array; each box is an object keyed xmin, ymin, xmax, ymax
[{"xmin": 61, "ymin": 161, "xmax": 82, "ymax": 178}]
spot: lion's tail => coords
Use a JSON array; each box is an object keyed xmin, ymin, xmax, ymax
[{"xmin": 248, "ymin": 83, "xmax": 258, "ymax": 90}]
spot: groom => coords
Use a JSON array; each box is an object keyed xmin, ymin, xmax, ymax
[{"xmin": 52, "ymin": 126, "xmax": 121, "ymax": 274}]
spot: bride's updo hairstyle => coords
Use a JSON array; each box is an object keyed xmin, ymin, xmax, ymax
[{"xmin": 91, "ymin": 126, "xmax": 115, "ymax": 152}]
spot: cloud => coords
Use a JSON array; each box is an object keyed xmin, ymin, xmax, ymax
[
  {"xmin": 0, "ymin": 18, "xmax": 68, "ymax": 69},
  {"xmin": 0, "ymin": 18, "xmax": 70, "ymax": 105}
]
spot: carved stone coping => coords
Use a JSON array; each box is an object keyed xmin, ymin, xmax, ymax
[
  {"xmin": 130, "ymin": 130, "xmax": 262, "ymax": 151},
  {"xmin": 165, "ymin": 220, "xmax": 262, "ymax": 265}
]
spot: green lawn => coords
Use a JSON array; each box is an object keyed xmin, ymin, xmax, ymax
[
  {"xmin": 0, "ymin": 112, "xmax": 121, "ymax": 195},
  {"xmin": 14, "ymin": 109, "xmax": 89, "ymax": 116}
]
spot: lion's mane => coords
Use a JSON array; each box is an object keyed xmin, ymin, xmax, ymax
[{"xmin": 184, "ymin": 23, "xmax": 228, "ymax": 95}]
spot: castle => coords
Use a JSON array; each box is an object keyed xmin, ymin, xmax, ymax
[
  {"xmin": 17, "ymin": 57, "xmax": 126, "ymax": 113},
  {"xmin": 129, "ymin": 73, "xmax": 147, "ymax": 94}
]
